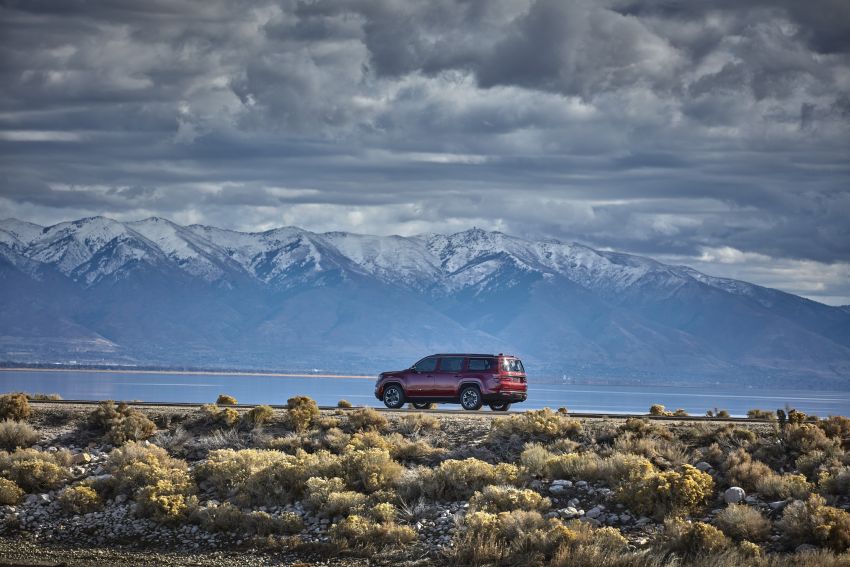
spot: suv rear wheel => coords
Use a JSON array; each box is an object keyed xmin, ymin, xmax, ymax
[
  {"xmin": 459, "ymin": 385, "xmax": 483, "ymax": 411},
  {"xmin": 488, "ymin": 402, "xmax": 511, "ymax": 411},
  {"xmin": 382, "ymin": 384, "xmax": 405, "ymax": 409}
]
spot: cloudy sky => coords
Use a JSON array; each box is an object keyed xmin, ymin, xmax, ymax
[{"xmin": 1, "ymin": 0, "xmax": 849, "ymax": 304}]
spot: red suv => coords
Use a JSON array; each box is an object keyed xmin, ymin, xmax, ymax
[{"xmin": 375, "ymin": 353, "xmax": 528, "ymax": 411}]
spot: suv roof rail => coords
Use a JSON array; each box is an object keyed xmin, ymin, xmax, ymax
[{"xmin": 431, "ymin": 353, "xmax": 497, "ymax": 357}]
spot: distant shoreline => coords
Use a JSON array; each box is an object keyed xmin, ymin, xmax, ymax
[{"xmin": 0, "ymin": 367, "xmax": 374, "ymax": 380}]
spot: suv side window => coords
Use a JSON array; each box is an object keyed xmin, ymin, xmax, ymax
[
  {"xmin": 439, "ymin": 357, "xmax": 465, "ymax": 372},
  {"xmin": 468, "ymin": 358, "xmax": 495, "ymax": 371},
  {"xmin": 413, "ymin": 357, "xmax": 438, "ymax": 372}
]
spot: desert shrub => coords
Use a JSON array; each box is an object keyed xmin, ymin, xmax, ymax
[
  {"xmin": 619, "ymin": 418, "xmax": 672, "ymax": 440},
  {"xmin": 285, "ymin": 396, "xmax": 320, "ymax": 432},
  {"xmin": 0, "ymin": 393, "xmax": 30, "ymax": 422},
  {"xmin": 543, "ymin": 450, "xmax": 654, "ymax": 488},
  {"xmin": 242, "ymin": 405, "xmax": 274, "ymax": 428},
  {"xmin": 25, "ymin": 393, "xmax": 61, "ymax": 401},
  {"xmin": 662, "ymin": 518, "xmax": 731, "ymax": 558},
  {"xmin": 747, "ymin": 409, "xmax": 775, "ymax": 420},
  {"xmin": 107, "ymin": 442, "xmax": 196, "ymax": 521},
  {"xmin": 239, "ymin": 449, "xmax": 343, "ymax": 505},
  {"xmin": 347, "ymin": 408, "xmax": 388, "ymax": 432},
  {"xmin": 780, "ymin": 494, "xmax": 850, "ymax": 552},
  {"xmin": 89, "ymin": 401, "xmax": 156, "ymax": 444},
  {"xmin": 0, "ymin": 477, "xmax": 23, "ymax": 505},
  {"xmin": 785, "ymin": 424, "xmax": 838, "ymax": 455},
  {"xmin": 452, "ymin": 510, "xmax": 628, "ymax": 565},
  {"xmin": 649, "ymin": 404, "xmax": 667, "ymax": 416},
  {"xmin": 345, "ymin": 431, "xmax": 442, "ymax": 462},
  {"xmin": 329, "ymin": 513, "xmax": 416, "ymax": 550},
  {"xmin": 672, "ymin": 409, "xmax": 689, "ymax": 417},
  {"xmin": 194, "ymin": 448, "xmax": 290, "ymax": 496},
  {"xmin": 819, "ymin": 467, "xmax": 850, "ymax": 496},
  {"xmin": 489, "ymin": 409, "xmax": 582, "ymax": 442},
  {"xmin": 818, "ymin": 416, "xmax": 850, "ymax": 448},
  {"xmin": 397, "ymin": 413, "xmax": 440, "ymax": 435},
  {"xmin": 724, "ymin": 448, "xmax": 812, "ymax": 499},
  {"xmin": 344, "ymin": 447, "xmax": 403, "ymax": 492},
  {"xmin": 469, "ymin": 485, "xmax": 551, "ymax": 513},
  {"xmin": 613, "ymin": 433, "xmax": 690, "ymax": 467},
  {"xmin": 756, "ymin": 473, "xmax": 813, "ymax": 500},
  {"xmin": 617, "ymin": 464, "xmax": 713, "ymax": 519},
  {"xmin": 194, "ymin": 502, "xmax": 302, "ymax": 535},
  {"xmin": 215, "ymin": 394, "xmax": 238, "ymax": 405},
  {"xmin": 520, "ymin": 443, "xmax": 554, "ymax": 477},
  {"xmin": 304, "ymin": 476, "xmax": 367, "ymax": 517},
  {"xmin": 0, "ymin": 448, "xmax": 70, "ymax": 492},
  {"xmin": 59, "ymin": 485, "xmax": 102, "ymax": 515},
  {"xmin": 337, "ymin": 400, "xmax": 353, "ymax": 408},
  {"xmin": 724, "ymin": 448, "xmax": 774, "ymax": 489},
  {"xmin": 200, "ymin": 404, "xmax": 239, "ymax": 428},
  {"xmin": 421, "ymin": 458, "xmax": 522, "ymax": 500},
  {"xmin": 715, "ymin": 504, "xmax": 771, "ymax": 542},
  {"xmin": 0, "ymin": 419, "xmax": 39, "ymax": 450}
]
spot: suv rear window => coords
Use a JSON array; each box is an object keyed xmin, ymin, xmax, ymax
[
  {"xmin": 439, "ymin": 357, "xmax": 465, "ymax": 372},
  {"xmin": 468, "ymin": 358, "xmax": 495, "ymax": 371},
  {"xmin": 501, "ymin": 358, "xmax": 524, "ymax": 372}
]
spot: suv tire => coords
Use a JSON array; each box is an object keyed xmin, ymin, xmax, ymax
[
  {"xmin": 489, "ymin": 402, "xmax": 511, "ymax": 412},
  {"xmin": 412, "ymin": 402, "xmax": 434, "ymax": 410},
  {"xmin": 382, "ymin": 384, "xmax": 405, "ymax": 409},
  {"xmin": 459, "ymin": 385, "xmax": 483, "ymax": 411}
]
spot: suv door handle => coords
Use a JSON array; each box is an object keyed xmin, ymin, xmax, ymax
[{"xmin": 454, "ymin": 375, "xmax": 462, "ymax": 378}]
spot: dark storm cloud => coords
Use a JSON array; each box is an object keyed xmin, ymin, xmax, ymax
[{"xmin": 1, "ymin": 0, "xmax": 849, "ymax": 302}]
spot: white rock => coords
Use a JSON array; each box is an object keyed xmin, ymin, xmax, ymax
[
  {"xmin": 724, "ymin": 487, "xmax": 746, "ymax": 504},
  {"xmin": 694, "ymin": 461, "xmax": 712, "ymax": 472}
]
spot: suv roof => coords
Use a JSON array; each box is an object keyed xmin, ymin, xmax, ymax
[{"xmin": 428, "ymin": 353, "xmax": 519, "ymax": 358}]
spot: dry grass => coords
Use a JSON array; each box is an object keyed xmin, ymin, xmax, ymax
[
  {"xmin": 0, "ymin": 419, "xmax": 39, "ymax": 450},
  {"xmin": 193, "ymin": 502, "xmax": 303, "ymax": 535},
  {"xmin": 396, "ymin": 413, "xmax": 440, "ymax": 435},
  {"xmin": 489, "ymin": 408, "xmax": 582, "ymax": 442},
  {"xmin": 215, "ymin": 394, "xmax": 238, "ymax": 405},
  {"xmin": 662, "ymin": 518, "xmax": 732, "ymax": 558},
  {"xmin": 715, "ymin": 504, "xmax": 771, "ymax": 542},
  {"xmin": 337, "ymin": 400, "xmax": 353, "ymax": 408},
  {"xmin": 329, "ymin": 512, "xmax": 416, "ymax": 551},
  {"xmin": 452, "ymin": 510, "xmax": 628, "ymax": 565}
]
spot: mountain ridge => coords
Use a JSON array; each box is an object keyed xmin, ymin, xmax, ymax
[{"xmin": 2, "ymin": 216, "xmax": 849, "ymax": 387}]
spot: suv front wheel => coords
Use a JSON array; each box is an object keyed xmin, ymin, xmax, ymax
[
  {"xmin": 459, "ymin": 385, "xmax": 483, "ymax": 411},
  {"xmin": 489, "ymin": 402, "xmax": 511, "ymax": 411},
  {"xmin": 382, "ymin": 384, "xmax": 405, "ymax": 409}
]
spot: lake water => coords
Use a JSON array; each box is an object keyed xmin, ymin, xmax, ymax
[{"xmin": 1, "ymin": 370, "xmax": 848, "ymax": 417}]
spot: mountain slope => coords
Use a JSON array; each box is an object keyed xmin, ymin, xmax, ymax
[{"xmin": 1, "ymin": 216, "xmax": 848, "ymax": 387}]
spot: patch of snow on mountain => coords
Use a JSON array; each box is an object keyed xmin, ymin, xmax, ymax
[
  {"xmin": 323, "ymin": 232, "xmax": 442, "ymax": 288},
  {"xmin": 129, "ymin": 218, "xmax": 227, "ymax": 280},
  {"xmin": 0, "ymin": 219, "xmax": 44, "ymax": 246},
  {"xmin": 27, "ymin": 217, "xmax": 135, "ymax": 274}
]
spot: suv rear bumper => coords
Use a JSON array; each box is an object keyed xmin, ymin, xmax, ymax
[{"xmin": 483, "ymin": 391, "xmax": 527, "ymax": 403}]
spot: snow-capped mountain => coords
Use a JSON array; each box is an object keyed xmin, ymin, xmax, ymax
[{"xmin": 1, "ymin": 216, "xmax": 849, "ymax": 387}]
